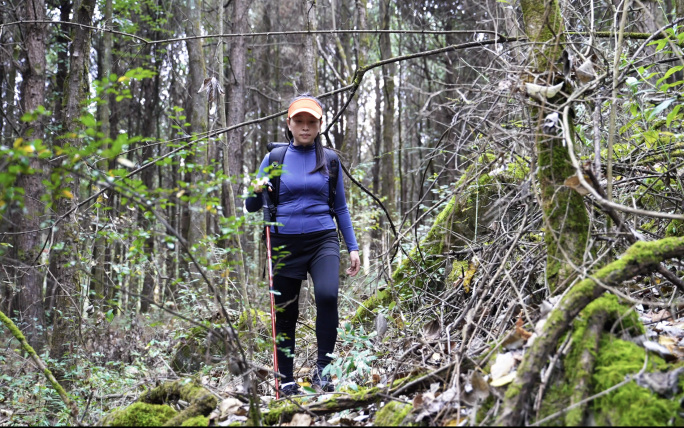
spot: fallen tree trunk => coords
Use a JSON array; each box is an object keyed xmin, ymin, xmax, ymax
[{"xmin": 498, "ymin": 236, "xmax": 684, "ymax": 426}]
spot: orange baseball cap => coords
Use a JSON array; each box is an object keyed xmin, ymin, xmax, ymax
[{"xmin": 288, "ymin": 98, "xmax": 323, "ymax": 119}]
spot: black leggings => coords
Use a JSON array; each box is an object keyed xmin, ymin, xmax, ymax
[{"xmin": 273, "ymin": 255, "xmax": 339, "ymax": 384}]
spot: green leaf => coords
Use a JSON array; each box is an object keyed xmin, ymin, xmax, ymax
[
  {"xmin": 647, "ymin": 98, "xmax": 675, "ymax": 120},
  {"xmin": 642, "ymin": 129, "xmax": 659, "ymax": 145},
  {"xmin": 629, "ymin": 103, "xmax": 638, "ymax": 117},
  {"xmin": 666, "ymin": 104, "xmax": 682, "ymax": 127},
  {"xmin": 656, "ymin": 65, "xmax": 683, "ymax": 86}
]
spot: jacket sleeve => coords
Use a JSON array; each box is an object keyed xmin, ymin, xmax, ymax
[
  {"xmin": 245, "ymin": 155, "xmax": 270, "ymax": 213},
  {"xmin": 332, "ymin": 162, "xmax": 359, "ymax": 252}
]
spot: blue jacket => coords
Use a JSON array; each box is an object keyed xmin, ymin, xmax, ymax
[{"xmin": 245, "ymin": 142, "xmax": 359, "ymax": 252}]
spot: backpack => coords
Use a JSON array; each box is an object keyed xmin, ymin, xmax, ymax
[{"xmin": 262, "ymin": 142, "xmax": 340, "ymax": 232}]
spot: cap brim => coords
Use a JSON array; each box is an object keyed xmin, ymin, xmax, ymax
[{"xmin": 289, "ymin": 108, "xmax": 322, "ymax": 119}]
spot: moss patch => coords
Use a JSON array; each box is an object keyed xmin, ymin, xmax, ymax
[
  {"xmin": 105, "ymin": 402, "xmax": 177, "ymax": 426},
  {"xmin": 180, "ymin": 415, "xmax": 209, "ymax": 426},
  {"xmin": 591, "ymin": 336, "xmax": 683, "ymax": 426},
  {"xmin": 665, "ymin": 219, "xmax": 684, "ymax": 237},
  {"xmin": 374, "ymin": 401, "xmax": 412, "ymax": 426},
  {"xmin": 535, "ymin": 295, "xmax": 682, "ymax": 426},
  {"xmin": 263, "ymin": 401, "xmax": 299, "ymax": 426},
  {"xmin": 352, "ymin": 289, "xmax": 392, "ymax": 323},
  {"xmin": 171, "ymin": 326, "xmax": 226, "ymax": 373},
  {"xmin": 236, "ymin": 308, "xmax": 271, "ymax": 352}
]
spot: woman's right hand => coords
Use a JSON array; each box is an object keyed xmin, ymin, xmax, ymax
[{"xmin": 251, "ymin": 177, "xmax": 269, "ymax": 194}]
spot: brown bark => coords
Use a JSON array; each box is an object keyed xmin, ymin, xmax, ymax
[
  {"xmin": 224, "ymin": 0, "xmax": 248, "ymax": 217},
  {"xmin": 50, "ymin": 0, "xmax": 97, "ymax": 361},
  {"xmin": 379, "ymin": 0, "xmax": 396, "ymax": 212},
  {"xmin": 301, "ymin": 0, "xmax": 317, "ymax": 93},
  {"xmin": 11, "ymin": 0, "xmax": 48, "ymax": 350},
  {"xmin": 52, "ymin": 1, "xmax": 72, "ymax": 127},
  {"xmin": 92, "ymin": 0, "xmax": 113, "ymax": 309},
  {"xmin": 139, "ymin": 61, "xmax": 161, "ymax": 313},
  {"xmin": 221, "ymin": 0, "xmax": 249, "ymax": 289}
]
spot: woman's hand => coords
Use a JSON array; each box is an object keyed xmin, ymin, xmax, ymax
[
  {"xmin": 250, "ymin": 177, "xmax": 269, "ymax": 194},
  {"xmin": 346, "ymin": 250, "xmax": 360, "ymax": 277}
]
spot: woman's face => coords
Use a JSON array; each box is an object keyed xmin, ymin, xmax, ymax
[{"xmin": 287, "ymin": 112, "xmax": 321, "ymax": 146}]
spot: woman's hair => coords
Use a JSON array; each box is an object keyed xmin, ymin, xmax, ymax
[{"xmin": 286, "ymin": 93, "xmax": 328, "ymax": 174}]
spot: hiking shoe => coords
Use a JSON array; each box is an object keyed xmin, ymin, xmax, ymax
[
  {"xmin": 279, "ymin": 382, "xmax": 301, "ymax": 397},
  {"xmin": 311, "ymin": 366, "xmax": 334, "ymax": 392}
]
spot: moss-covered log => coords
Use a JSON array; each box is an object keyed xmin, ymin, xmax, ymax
[
  {"xmin": 545, "ymin": 294, "xmax": 643, "ymax": 425},
  {"xmin": 499, "ymin": 236, "xmax": 684, "ymax": 426},
  {"xmin": 137, "ymin": 379, "xmax": 218, "ymax": 426},
  {"xmin": 101, "ymin": 379, "xmax": 218, "ymax": 426},
  {"xmin": 563, "ymin": 302, "xmax": 608, "ymax": 425},
  {"xmin": 263, "ymin": 375, "xmax": 421, "ymax": 425},
  {"xmin": 103, "ymin": 402, "xmax": 178, "ymax": 427}
]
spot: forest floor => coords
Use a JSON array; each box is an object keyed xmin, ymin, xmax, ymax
[{"xmin": 1, "ymin": 283, "xmax": 684, "ymax": 426}]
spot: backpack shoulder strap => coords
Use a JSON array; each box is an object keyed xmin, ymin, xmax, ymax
[
  {"xmin": 324, "ymin": 148, "xmax": 340, "ymax": 220},
  {"xmin": 263, "ymin": 143, "xmax": 288, "ymax": 228},
  {"xmin": 267, "ymin": 144, "xmax": 288, "ymax": 208}
]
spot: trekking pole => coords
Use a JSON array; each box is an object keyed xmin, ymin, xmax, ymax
[{"xmin": 265, "ymin": 225, "xmax": 280, "ymax": 399}]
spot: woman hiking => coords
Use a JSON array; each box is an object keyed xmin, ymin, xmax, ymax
[{"xmin": 245, "ymin": 94, "xmax": 360, "ymax": 396}]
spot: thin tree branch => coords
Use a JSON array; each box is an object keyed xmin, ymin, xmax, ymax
[{"xmin": 0, "ymin": 309, "xmax": 81, "ymax": 425}]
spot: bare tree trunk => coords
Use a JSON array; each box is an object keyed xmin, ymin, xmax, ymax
[
  {"xmin": 184, "ymin": 0, "xmax": 208, "ymax": 249},
  {"xmin": 221, "ymin": 0, "xmax": 249, "ymax": 290},
  {"xmin": 301, "ymin": 0, "xmax": 317, "ymax": 93},
  {"xmin": 92, "ymin": 0, "xmax": 113, "ymax": 309},
  {"xmin": 11, "ymin": 0, "xmax": 48, "ymax": 351},
  {"xmin": 50, "ymin": 0, "xmax": 97, "ymax": 361},
  {"xmin": 139, "ymin": 60, "xmax": 161, "ymax": 313},
  {"xmin": 379, "ymin": 0, "xmax": 396, "ymax": 212},
  {"xmin": 51, "ymin": 1, "xmax": 72, "ymax": 128}
]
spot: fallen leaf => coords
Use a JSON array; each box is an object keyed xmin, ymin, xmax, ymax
[
  {"xmin": 462, "ymin": 258, "xmax": 479, "ymax": 293},
  {"xmin": 423, "ymin": 319, "xmax": 441, "ymax": 341},
  {"xmin": 652, "ymin": 310, "xmax": 672, "ymax": 322},
  {"xmin": 525, "ymin": 81, "xmax": 564, "ymax": 101},
  {"xmin": 515, "ymin": 313, "xmax": 533, "ymax": 340},
  {"xmin": 218, "ymin": 398, "xmax": 245, "ymax": 418},
  {"xmin": 444, "ymin": 416, "xmax": 468, "ymax": 426},
  {"xmin": 289, "ymin": 413, "xmax": 312, "ymax": 426},
  {"xmin": 634, "ymin": 367, "xmax": 684, "ymax": 397},
  {"xmin": 564, "ymin": 174, "xmax": 592, "ymax": 196},
  {"xmin": 491, "ymin": 352, "xmax": 516, "ymax": 381},
  {"xmin": 490, "ymin": 371, "xmax": 517, "ymax": 387},
  {"xmin": 643, "ymin": 340, "xmax": 676, "ymax": 361}
]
